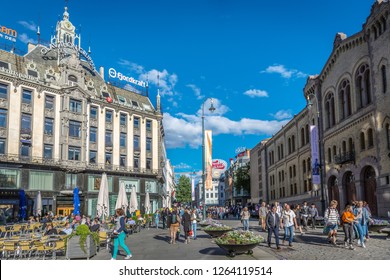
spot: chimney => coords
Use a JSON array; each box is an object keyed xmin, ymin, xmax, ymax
[{"xmin": 99, "ymin": 66, "xmax": 104, "ymax": 80}]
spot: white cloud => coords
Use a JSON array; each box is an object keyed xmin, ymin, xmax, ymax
[
  {"xmin": 18, "ymin": 21, "xmax": 37, "ymax": 32},
  {"xmin": 271, "ymin": 110, "xmax": 293, "ymax": 120},
  {"xmin": 18, "ymin": 33, "xmax": 37, "ymax": 44},
  {"xmin": 261, "ymin": 64, "xmax": 308, "ymax": 79},
  {"xmin": 118, "ymin": 60, "xmax": 177, "ymax": 97},
  {"xmin": 163, "ymin": 107, "xmax": 289, "ymax": 149},
  {"xmin": 187, "ymin": 84, "xmax": 204, "ymax": 100},
  {"xmin": 243, "ymin": 89, "xmax": 269, "ymax": 98},
  {"xmin": 195, "ymin": 98, "xmax": 230, "ymax": 117},
  {"xmin": 173, "ymin": 163, "xmax": 192, "ymax": 170}
]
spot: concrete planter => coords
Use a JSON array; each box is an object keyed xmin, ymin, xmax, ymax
[{"xmin": 66, "ymin": 235, "xmax": 97, "ymax": 260}]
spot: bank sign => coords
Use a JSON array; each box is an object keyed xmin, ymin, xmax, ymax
[
  {"xmin": 108, "ymin": 68, "xmax": 147, "ymax": 88},
  {"xmin": 0, "ymin": 24, "xmax": 17, "ymax": 43}
]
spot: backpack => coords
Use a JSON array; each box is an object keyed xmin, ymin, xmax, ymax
[{"xmin": 171, "ymin": 213, "xmax": 178, "ymax": 224}]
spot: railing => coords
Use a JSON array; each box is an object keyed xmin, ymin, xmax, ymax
[{"xmin": 334, "ymin": 151, "xmax": 355, "ymax": 164}]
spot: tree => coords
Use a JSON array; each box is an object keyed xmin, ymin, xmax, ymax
[
  {"xmin": 175, "ymin": 175, "xmax": 192, "ymax": 204},
  {"xmin": 234, "ymin": 163, "xmax": 250, "ymax": 193}
]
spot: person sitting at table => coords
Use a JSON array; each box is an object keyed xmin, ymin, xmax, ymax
[
  {"xmin": 126, "ymin": 218, "xmax": 136, "ymax": 225},
  {"xmin": 59, "ymin": 222, "xmax": 73, "ymax": 235},
  {"xmin": 89, "ymin": 218, "xmax": 101, "ymax": 232},
  {"xmin": 44, "ymin": 223, "xmax": 58, "ymax": 236}
]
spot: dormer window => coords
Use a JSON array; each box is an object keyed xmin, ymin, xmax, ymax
[
  {"xmin": 0, "ymin": 61, "xmax": 9, "ymax": 70},
  {"xmin": 27, "ymin": 70, "xmax": 38, "ymax": 78},
  {"xmin": 68, "ymin": 75, "xmax": 78, "ymax": 86},
  {"xmin": 118, "ymin": 95, "xmax": 126, "ymax": 104},
  {"xmin": 132, "ymin": 100, "xmax": 139, "ymax": 107},
  {"xmin": 102, "ymin": 92, "xmax": 110, "ymax": 98}
]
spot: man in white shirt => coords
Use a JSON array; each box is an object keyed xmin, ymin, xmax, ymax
[{"xmin": 281, "ymin": 204, "xmax": 297, "ymax": 247}]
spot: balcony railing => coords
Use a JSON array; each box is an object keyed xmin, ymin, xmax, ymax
[{"xmin": 334, "ymin": 151, "xmax": 355, "ymax": 165}]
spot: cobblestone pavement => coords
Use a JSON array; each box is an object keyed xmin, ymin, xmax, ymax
[{"xmin": 61, "ymin": 218, "xmax": 390, "ymax": 260}]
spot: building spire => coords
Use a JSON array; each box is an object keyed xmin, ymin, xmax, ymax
[
  {"xmin": 37, "ymin": 26, "xmax": 41, "ymax": 45},
  {"xmin": 157, "ymin": 74, "xmax": 161, "ymax": 112}
]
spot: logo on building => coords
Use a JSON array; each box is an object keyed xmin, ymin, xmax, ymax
[
  {"xmin": 108, "ymin": 67, "xmax": 147, "ymax": 88},
  {"xmin": 212, "ymin": 159, "xmax": 227, "ymax": 171},
  {"xmin": 0, "ymin": 24, "xmax": 17, "ymax": 43}
]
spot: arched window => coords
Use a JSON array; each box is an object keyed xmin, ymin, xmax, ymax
[
  {"xmin": 333, "ymin": 145, "xmax": 337, "ymax": 158},
  {"xmin": 360, "ymin": 132, "xmax": 366, "ymax": 150},
  {"xmin": 301, "ymin": 128, "xmax": 305, "ymax": 147},
  {"xmin": 305, "ymin": 124, "xmax": 310, "ymax": 144},
  {"xmin": 368, "ymin": 128, "xmax": 374, "ymax": 148},
  {"xmin": 281, "ymin": 144, "xmax": 284, "ymax": 158},
  {"xmin": 382, "ymin": 65, "xmax": 387, "ymax": 94},
  {"xmin": 68, "ymin": 75, "xmax": 78, "ymax": 82},
  {"xmin": 338, "ymin": 79, "xmax": 351, "ymax": 120},
  {"xmin": 288, "ymin": 138, "xmax": 291, "ymax": 154},
  {"xmin": 303, "ymin": 160, "xmax": 306, "ymax": 173},
  {"xmin": 381, "ymin": 16, "xmax": 387, "ymax": 32},
  {"xmin": 293, "ymin": 165, "xmax": 296, "ymax": 177},
  {"xmin": 289, "ymin": 166, "xmax": 292, "ymax": 178},
  {"xmin": 342, "ymin": 140, "xmax": 347, "ymax": 153},
  {"xmin": 325, "ymin": 93, "xmax": 335, "ymax": 128},
  {"xmin": 348, "ymin": 137, "xmax": 354, "ymax": 153},
  {"xmin": 387, "ymin": 124, "xmax": 390, "ymax": 149},
  {"xmin": 292, "ymin": 135, "xmax": 296, "ymax": 152},
  {"xmin": 328, "ymin": 147, "xmax": 332, "ymax": 163},
  {"xmin": 307, "ymin": 157, "xmax": 311, "ymax": 173},
  {"xmin": 277, "ymin": 146, "xmax": 281, "ymax": 161},
  {"xmin": 355, "ymin": 63, "xmax": 371, "ymax": 109}
]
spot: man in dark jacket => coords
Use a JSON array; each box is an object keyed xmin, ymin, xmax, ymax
[
  {"xmin": 266, "ymin": 205, "xmax": 281, "ymax": 250},
  {"xmin": 162, "ymin": 207, "xmax": 169, "ymax": 229}
]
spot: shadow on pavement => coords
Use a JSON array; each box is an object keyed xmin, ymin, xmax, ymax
[{"xmin": 199, "ymin": 247, "xmax": 226, "ymax": 256}]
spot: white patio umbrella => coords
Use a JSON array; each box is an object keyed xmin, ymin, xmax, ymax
[
  {"xmin": 97, "ymin": 173, "xmax": 110, "ymax": 220},
  {"xmin": 129, "ymin": 188, "xmax": 138, "ymax": 214},
  {"xmin": 34, "ymin": 191, "xmax": 42, "ymax": 217},
  {"xmin": 144, "ymin": 192, "xmax": 151, "ymax": 214},
  {"xmin": 115, "ymin": 181, "xmax": 128, "ymax": 210}
]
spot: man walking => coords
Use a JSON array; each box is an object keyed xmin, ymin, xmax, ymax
[
  {"xmin": 266, "ymin": 205, "xmax": 281, "ymax": 250},
  {"xmin": 308, "ymin": 203, "xmax": 319, "ymax": 229},
  {"xmin": 281, "ymin": 204, "xmax": 297, "ymax": 247}
]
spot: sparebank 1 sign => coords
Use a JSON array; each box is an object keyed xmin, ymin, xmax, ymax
[
  {"xmin": 108, "ymin": 68, "xmax": 147, "ymax": 88},
  {"xmin": 0, "ymin": 24, "xmax": 17, "ymax": 43}
]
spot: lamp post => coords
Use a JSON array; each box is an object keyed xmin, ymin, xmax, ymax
[
  {"xmin": 202, "ymin": 98, "xmax": 215, "ymax": 219},
  {"xmin": 307, "ymin": 94, "xmax": 326, "ymax": 215}
]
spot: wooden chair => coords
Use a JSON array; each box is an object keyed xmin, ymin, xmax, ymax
[{"xmin": 2, "ymin": 241, "xmax": 17, "ymax": 259}]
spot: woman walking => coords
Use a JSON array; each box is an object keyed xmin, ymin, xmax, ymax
[
  {"xmin": 240, "ymin": 207, "xmax": 251, "ymax": 231},
  {"xmin": 191, "ymin": 209, "xmax": 198, "ymax": 240},
  {"xmin": 341, "ymin": 205, "xmax": 355, "ymax": 250},
  {"xmin": 111, "ymin": 208, "xmax": 132, "ymax": 260},
  {"xmin": 258, "ymin": 202, "xmax": 268, "ymax": 232},
  {"xmin": 154, "ymin": 210, "xmax": 160, "ymax": 229},
  {"xmin": 167, "ymin": 207, "xmax": 181, "ymax": 244},
  {"xmin": 182, "ymin": 208, "xmax": 192, "ymax": 244},
  {"xmin": 353, "ymin": 201, "xmax": 370, "ymax": 248},
  {"xmin": 293, "ymin": 204, "xmax": 304, "ymax": 236}
]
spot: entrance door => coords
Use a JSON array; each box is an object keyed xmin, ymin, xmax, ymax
[
  {"xmin": 328, "ymin": 176, "xmax": 340, "ymax": 211},
  {"xmin": 363, "ymin": 166, "xmax": 377, "ymax": 216},
  {"xmin": 56, "ymin": 207, "xmax": 74, "ymax": 217}
]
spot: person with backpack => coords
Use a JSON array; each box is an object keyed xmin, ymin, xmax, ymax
[
  {"xmin": 167, "ymin": 207, "xmax": 181, "ymax": 244},
  {"xmin": 324, "ymin": 200, "xmax": 340, "ymax": 245}
]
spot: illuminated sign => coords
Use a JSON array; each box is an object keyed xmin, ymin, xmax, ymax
[
  {"xmin": 108, "ymin": 68, "xmax": 146, "ymax": 88},
  {"xmin": 0, "ymin": 24, "xmax": 17, "ymax": 42},
  {"xmin": 212, "ymin": 159, "xmax": 227, "ymax": 171},
  {"xmin": 235, "ymin": 146, "xmax": 246, "ymax": 155}
]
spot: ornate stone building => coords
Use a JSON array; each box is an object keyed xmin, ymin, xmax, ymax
[
  {"xmin": 0, "ymin": 7, "xmax": 167, "ymax": 221},
  {"xmin": 251, "ymin": 0, "xmax": 390, "ymax": 216}
]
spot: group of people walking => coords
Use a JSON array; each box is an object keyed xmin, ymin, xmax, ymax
[{"xmin": 261, "ymin": 199, "xmax": 372, "ymax": 250}]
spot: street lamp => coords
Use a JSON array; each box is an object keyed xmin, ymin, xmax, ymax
[
  {"xmin": 202, "ymin": 98, "xmax": 215, "ymax": 219},
  {"xmin": 307, "ymin": 94, "xmax": 326, "ymax": 215}
]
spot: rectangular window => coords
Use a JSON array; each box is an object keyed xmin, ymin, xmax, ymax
[
  {"xmin": 69, "ymin": 120, "xmax": 81, "ymax": 138},
  {"xmin": 0, "ymin": 83, "xmax": 7, "ymax": 99},
  {"xmin": 120, "ymin": 155, "xmax": 126, "ymax": 167},
  {"xmin": 134, "ymin": 135, "xmax": 140, "ymax": 150},
  {"xmin": 105, "ymin": 131, "xmax": 112, "ymax": 146},
  {"xmin": 206, "ymin": 193, "xmax": 209, "ymax": 199},
  {"xmin": 146, "ymin": 158, "xmax": 152, "ymax": 170},
  {"xmin": 120, "ymin": 133, "xmax": 126, "ymax": 148},
  {"xmin": 102, "ymin": 92, "xmax": 110, "ymax": 98},
  {"xmin": 29, "ymin": 171, "xmax": 54, "ymax": 191},
  {"xmin": 21, "ymin": 114, "xmax": 31, "ymax": 134},
  {"xmin": 0, "ymin": 61, "xmax": 9, "ymax": 69},
  {"xmin": 88, "ymin": 175, "xmax": 113, "ymax": 192},
  {"xmin": 134, "ymin": 157, "xmax": 139, "ymax": 169},
  {"xmin": 45, "ymin": 95, "xmax": 54, "ymax": 109},
  {"xmin": 43, "ymin": 144, "xmax": 53, "ymax": 159},
  {"xmin": 89, "ymin": 150, "xmax": 97, "ymax": 163},
  {"xmin": 22, "ymin": 89, "xmax": 32, "ymax": 104},
  {"xmin": 105, "ymin": 153, "xmax": 112, "ymax": 165},
  {"xmin": 68, "ymin": 146, "xmax": 81, "ymax": 161},
  {"xmin": 0, "ymin": 138, "xmax": 5, "ymax": 154},
  {"xmin": 120, "ymin": 113, "xmax": 127, "ymax": 126},
  {"xmin": 134, "ymin": 117, "xmax": 140, "ymax": 129},
  {"xmin": 146, "ymin": 120, "xmax": 152, "ymax": 131},
  {"xmin": 106, "ymin": 110, "xmax": 113, "ymax": 123},
  {"xmin": 0, "ymin": 169, "xmax": 20, "ymax": 188},
  {"xmin": 44, "ymin": 118, "xmax": 54, "ymax": 135},
  {"xmin": 27, "ymin": 70, "xmax": 38, "ymax": 78},
  {"xmin": 90, "ymin": 106, "xmax": 98, "ymax": 119},
  {"xmin": 90, "ymin": 127, "xmax": 97, "ymax": 143},
  {"xmin": 146, "ymin": 137, "xmax": 152, "ymax": 152},
  {"xmin": 70, "ymin": 99, "xmax": 82, "ymax": 113},
  {"xmin": 21, "ymin": 143, "xmax": 31, "ymax": 157},
  {"xmin": 0, "ymin": 109, "xmax": 7, "ymax": 127}
]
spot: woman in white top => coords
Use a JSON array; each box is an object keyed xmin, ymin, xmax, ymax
[
  {"xmin": 240, "ymin": 207, "xmax": 251, "ymax": 231},
  {"xmin": 190, "ymin": 209, "xmax": 198, "ymax": 240}
]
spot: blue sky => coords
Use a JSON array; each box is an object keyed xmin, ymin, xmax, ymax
[{"xmin": 0, "ymin": 0, "xmax": 373, "ymax": 177}]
